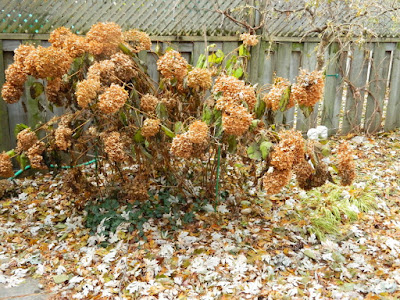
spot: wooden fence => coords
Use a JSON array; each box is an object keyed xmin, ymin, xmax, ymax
[{"xmin": 1, "ymin": 35, "xmax": 400, "ymax": 151}]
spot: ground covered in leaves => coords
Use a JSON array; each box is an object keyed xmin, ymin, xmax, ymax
[{"xmin": 0, "ymin": 130, "xmax": 399, "ymax": 299}]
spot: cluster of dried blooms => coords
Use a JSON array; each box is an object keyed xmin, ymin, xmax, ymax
[
  {"xmin": 123, "ymin": 29, "xmax": 152, "ymax": 53},
  {"xmin": 157, "ymin": 49, "xmax": 188, "ymax": 82},
  {"xmin": 263, "ymin": 77, "xmax": 292, "ymax": 111},
  {"xmin": 0, "ymin": 152, "xmax": 14, "ymax": 178},
  {"xmin": 291, "ymin": 69, "xmax": 325, "ymax": 107},
  {"xmin": 98, "ymin": 84, "xmax": 129, "ymax": 114},
  {"xmin": 76, "ymin": 77, "xmax": 101, "ymax": 109},
  {"xmin": 240, "ymin": 33, "xmax": 259, "ymax": 47},
  {"xmin": 26, "ymin": 141, "xmax": 46, "ymax": 169},
  {"xmin": 16, "ymin": 128, "xmax": 38, "ymax": 152},
  {"xmin": 86, "ymin": 22, "xmax": 123, "ymax": 56},
  {"xmin": 187, "ymin": 68, "xmax": 212, "ymax": 91},
  {"xmin": 140, "ymin": 94, "xmax": 159, "ymax": 113},
  {"xmin": 102, "ymin": 132, "xmax": 126, "ymax": 162},
  {"xmin": 141, "ymin": 119, "xmax": 161, "ymax": 138},
  {"xmin": 337, "ymin": 142, "xmax": 356, "ymax": 186},
  {"xmin": 55, "ymin": 125, "xmax": 73, "ymax": 151}
]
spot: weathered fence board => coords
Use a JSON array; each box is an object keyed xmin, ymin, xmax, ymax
[
  {"xmin": 385, "ymin": 42, "xmax": 400, "ymax": 131},
  {"xmin": 0, "ymin": 40, "xmax": 11, "ymax": 152}
]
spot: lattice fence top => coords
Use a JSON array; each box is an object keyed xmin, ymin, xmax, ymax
[{"xmin": 0, "ymin": 0, "xmax": 399, "ymax": 37}]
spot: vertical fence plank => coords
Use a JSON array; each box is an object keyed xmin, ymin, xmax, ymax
[
  {"xmin": 0, "ymin": 40, "xmax": 11, "ymax": 151},
  {"xmin": 257, "ymin": 42, "xmax": 276, "ymax": 85},
  {"xmin": 384, "ymin": 42, "xmax": 400, "ymax": 131},
  {"xmin": 274, "ymin": 42, "xmax": 292, "ymax": 126},
  {"xmin": 321, "ymin": 43, "xmax": 345, "ymax": 135},
  {"xmin": 296, "ymin": 42, "xmax": 318, "ymax": 133},
  {"xmin": 192, "ymin": 41, "xmax": 205, "ymax": 67},
  {"xmin": 286, "ymin": 43, "xmax": 302, "ymax": 128},
  {"xmin": 222, "ymin": 41, "xmax": 239, "ymax": 68},
  {"xmin": 364, "ymin": 43, "xmax": 392, "ymax": 133},
  {"xmin": 342, "ymin": 45, "xmax": 370, "ymax": 134}
]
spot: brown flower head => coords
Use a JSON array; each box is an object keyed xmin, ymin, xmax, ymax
[
  {"xmin": 98, "ymin": 84, "xmax": 128, "ymax": 114},
  {"xmin": 76, "ymin": 77, "xmax": 101, "ymax": 109},
  {"xmin": 86, "ymin": 22, "xmax": 123, "ymax": 56},
  {"xmin": 263, "ymin": 168, "xmax": 292, "ymax": 194},
  {"xmin": 26, "ymin": 141, "xmax": 46, "ymax": 169},
  {"xmin": 1, "ymin": 82, "xmax": 23, "ymax": 104},
  {"xmin": 55, "ymin": 126, "xmax": 73, "ymax": 151},
  {"xmin": 0, "ymin": 152, "xmax": 13, "ymax": 178},
  {"xmin": 187, "ymin": 120, "xmax": 209, "ymax": 144},
  {"xmin": 17, "ymin": 128, "xmax": 38, "ymax": 152},
  {"xmin": 123, "ymin": 29, "xmax": 151, "ymax": 53},
  {"xmin": 87, "ymin": 60, "xmax": 117, "ymax": 85},
  {"xmin": 49, "ymin": 27, "xmax": 73, "ymax": 48},
  {"xmin": 291, "ymin": 69, "xmax": 325, "ymax": 107},
  {"xmin": 263, "ymin": 77, "xmax": 292, "ymax": 111},
  {"xmin": 45, "ymin": 77, "xmax": 64, "ymax": 106},
  {"xmin": 141, "ymin": 119, "xmax": 161, "ymax": 138},
  {"xmin": 140, "ymin": 94, "xmax": 159, "ymax": 113},
  {"xmin": 187, "ymin": 68, "xmax": 212, "ymax": 90},
  {"xmin": 337, "ymin": 142, "xmax": 355, "ymax": 186},
  {"xmin": 222, "ymin": 105, "xmax": 253, "ymax": 136},
  {"xmin": 110, "ymin": 53, "xmax": 138, "ymax": 81},
  {"xmin": 240, "ymin": 33, "xmax": 259, "ymax": 46},
  {"xmin": 293, "ymin": 158, "xmax": 314, "ymax": 189},
  {"xmin": 170, "ymin": 133, "xmax": 193, "ymax": 159},
  {"xmin": 14, "ymin": 44, "xmax": 36, "ymax": 65},
  {"xmin": 157, "ymin": 50, "xmax": 188, "ymax": 81},
  {"xmin": 102, "ymin": 131, "xmax": 126, "ymax": 162},
  {"xmin": 5, "ymin": 63, "xmax": 27, "ymax": 86},
  {"xmin": 63, "ymin": 34, "xmax": 88, "ymax": 58}
]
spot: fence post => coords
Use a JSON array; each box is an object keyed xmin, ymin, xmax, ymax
[
  {"xmin": 0, "ymin": 40, "xmax": 12, "ymax": 151},
  {"xmin": 384, "ymin": 42, "xmax": 400, "ymax": 131}
]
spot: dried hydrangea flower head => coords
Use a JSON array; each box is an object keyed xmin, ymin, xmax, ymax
[
  {"xmin": 263, "ymin": 77, "xmax": 292, "ymax": 111},
  {"xmin": 110, "ymin": 53, "xmax": 138, "ymax": 81},
  {"xmin": 222, "ymin": 105, "xmax": 253, "ymax": 136},
  {"xmin": 213, "ymin": 75, "xmax": 256, "ymax": 111},
  {"xmin": 157, "ymin": 49, "xmax": 188, "ymax": 81},
  {"xmin": 14, "ymin": 44, "xmax": 36, "ymax": 65},
  {"xmin": 49, "ymin": 27, "xmax": 73, "ymax": 48},
  {"xmin": 263, "ymin": 168, "xmax": 292, "ymax": 194},
  {"xmin": 140, "ymin": 94, "xmax": 159, "ymax": 113},
  {"xmin": 17, "ymin": 128, "xmax": 38, "ymax": 152},
  {"xmin": 98, "ymin": 84, "xmax": 128, "ymax": 114},
  {"xmin": 160, "ymin": 94, "xmax": 178, "ymax": 111},
  {"xmin": 86, "ymin": 22, "xmax": 123, "ymax": 56},
  {"xmin": 187, "ymin": 120, "xmax": 209, "ymax": 144},
  {"xmin": 293, "ymin": 158, "xmax": 314, "ymax": 190},
  {"xmin": 46, "ymin": 77, "xmax": 64, "ymax": 106},
  {"xmin": 26, "ymin": 141, "xmax": 47, "ymax": 169},
  {"xmin": 240, "ymin": 33, "xmax": 259, "ymax": 46},
  {"xmin": 76, "ymin": 77, "xmax": 101, "ymax": 109},
  {"xmin": 1, "ymin": 82, "xmax": 23, "ymax": 104},
  {"xmin": 0, "ymin": 152, "xmax": 13, "ymax": 178},
  {"xmin": 291, "ymin": 69, "xmax": 325, "ymax": 107},
  {"xmin": 63, "ymin": 34, "xmax": 88, "ymax": 58},
  {"xmin": 187, "ymin": 68, "xmax": 212, "ymax": 90},
  {"xmin": 123, "ymin": 29, "xmax": 151, "ymax": 53},
  {"xmin": 279, "ymin": 129, "xmax": 305, "ymax": 164},
  {"xmin": 5, "ymin": 63, "xmax": 27, "ymax": 87},
  {"xmin": 87, "ymin": 60, "xmax": 117, "ymax": 86},
  {"xmin": 102, "ymin": 132, "xmax": 126, "ymax": 162},
  {"xmin": 141, "ymin": 119, "xmax": 161, "ymax": 138},
  {"xmin": 55, "ymin": 125, "xmax": 73, "ymax": 151},
  {"xmin": 337, "ymin": 142, "xmax": 355, "ymax": 186},
  {"xmin": 170, "ymin": 133, "xmax": 193, "ymax": 159}
]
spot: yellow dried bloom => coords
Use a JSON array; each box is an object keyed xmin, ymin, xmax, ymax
[
  {"xmin": 337, "ymin": 142, "xmax": 356, "ymax": 186},
  {"xmin": 26, "ymin": 141, "xmax": 46, "ymax": 169},
  {"xmin": 110, "ymin": 53, "xmax": 138, "ymax": 81},
  {"xmin": 98, "ymin": 84, "xmax": 128, "ymax": 114},
  {"xmin": 76, "ymin": 77, "xmax": 101, "ymax": 109},
  {"xmin": 5, "ymin": 63, "xmax": 27, "ymax": 86},
  {"xmin": 270, "ymin": 145, "xmax": 295, "ymax": 171},
  {"xmin": 157, "ymin": 50, "xmax": 188, "ymax": 81},
  {"xmin": 14, "ymin": 44, "xmax": 36, "ymax": 65},
  {"xmin": 291, "ymin": 69, "xmax": 325, "ymax": 107},
  {"xmin": 102, "ymin": 131, "xmax": 126, "ymax": 162},
  {"xmin": 0, "ymin": 152, "xmax": 13, "ymax": 178},
  {"xmin": 263, "ymin": 169, "xmax": 292, "ymax": 194},
  {"xmin": 241, "ymin": 84, "xmax": 257, "ymax": 111},
  {"xmin": 141, "ymin": 119, "xmax": 161, "ymax": 138},
  {"xmin": 49, "ymin": 27, "xmax": 73, "ymax": 48},
  {"xmin": 87, "ymin": 22, "xmax": 123, "ymax": 56},
  {"xmin": 187, "ymin": 68, "xmax": 212, "ymax": 90},
  {"xmin": 263, "ymin": 77, "xmax": 292, "ymax": 111},
  {"xmin": 140, "ymin": 94, "xmax": 159, "ymax": 112},
  {"xmin": 215, "ymin": 96, "xmax": 236, "ymax": 111},
  {"xmin": 279, "ymin": 129, "xmax": 305, "ymax": 164},
  {"xmin": 55, "ymin": 126, "xmax": 73, "ymax": 150},
  {"xmin": 187, "ymin": 120, "xmax": 209, "ymax": 144},
  {"xmin": 63, "ymin": 34, "xmax": 88, "ymax": 58},
  {"xmin": 123, "ymin": 29, "xmax": 151, "ymax": 53},
  {"xmin": 17, "ymin": 128, "xmax": 38, "ymax": 152},
  {"xmin": 1, "ymin": 82, "xmax": 23, "ymax": 104},
  {"xmin": 87, "ymin": 60, "xmax": 116, "ymax": 85},
  {"xmin": 170, "ymin": 133, "xmax": 193, "ymax": 159},
  {"xmin": 222, "ymin": 105, "xmax": 253, "ymax": 136},
  {"xmin": 240, "ymin": 33, "xmax": 259, "ymax": 46}
]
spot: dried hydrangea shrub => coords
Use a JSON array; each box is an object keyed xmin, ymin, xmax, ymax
[
  {"xmin": 102, "ymin": 132, "xmax": 126, "ymax": 162},
  {"xmin": 98, "ymin": 84, "xmax": 128, "ymax": 114},
  {"xmin": 0, "ymin": 152, "xmax": 13, "ymax": 178},
  {"xmin": 76, "ymin": 77, "xmax": 101, "ymax": 109},
  {"xmin": 86, "ymin": 22, "xmax": 123, "ymax": 56},
  {"xmin": 13, "ymin": 44, "xmax": 36, "ymax": 65},
  {"xmin": 123, "ymin": 29, "xmax": 151, "ymax": 53},
  {"xmin": 5, "ymin": 63, "xmax": 27, "ymax": 86},
  {"xmin": 337, "ymin": 142, "xmax": 356, "ymax": 186},
  {"xmin": 26, "ymin": 141, "xmax": 47, "ymax": 169},
  {"xmin": 187, "ymin": 120, "xmax": 209, "ymax": 144},
  {"xmin": 55, "ymin": 126, "xmax": 73, "ymax": 151},
  {"xmin": 240, "ymin": 33, "xmax": 259, "ymax": 46},
  {"xmin": 157, "ymin": 50, "xmax": 188, "ymax": 81},
  {"xmin": 263, "ymin": 77, "xmax": 292, "ymax": 111},
  {"xmin": 16, "ymin": 128, "xmax": 38, "ymax": 152},
  {"xmin": 141, "ymin": 119, "xmax": 161, "ymax": 138},
  {"xmin": 140, "ymin": 94, "xmax": 159, "ymax": 113},
  {"xmin": 291, "ymin": 69, "xmax": 325, "ymax": 107},
  {"xmin": 222, "ymin": 105, "xmax": 253, "ymax": 136},
  {"xmin": 170, "ymin": 133, "xmax": 193, "ymax": 159},
  {"xmin": 263, "ymin": 168, "xmax": 292, "ymax": 194},
  {"xmin": 187, "ymin": 68, "xmax": 212, "ymax": 90},
  {"xmin": 1, "ymin": 82, "xmax": 23, "ymax": 104}
]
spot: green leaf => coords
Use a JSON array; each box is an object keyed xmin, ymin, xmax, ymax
[
  {"xmin": 260, "ymin": 141, "xmax": 272, "ymax": 160},
  {"xmin": 133, "ymin": 130, "xmax": 145, "ymax": 143},
  {"xmin": 119, "ymin": 112, "xmax": 128, "ymax": 126},
  {"xmin": 30, "ymin": 82, "xmax": 44, "ymax": 99},
  {"xmin": 255, "ymin": 97, "xmax": 266, "ymax": 118},
  {"xmin": 17, "ymin": 154, "xmax": 29, "ymax": 169},
  {"xmin": 53, "ymin": 274, "xmax": 69, "ymax": 284},
  {"xmin": 233, "ymin": 67, "xmax": 243, "ymax": 79},
  {"xmin": 300, "ymin": 104, "xmax": 314, "ymax": 118},
  {"xmin": 161, "ymin": 125, "xmax": 175, "ymax": 138},
  {"xmin": 202, "ymin": 106, "xmax": 213, "ymax": 125},
  {"xmin": 247, "ymin": 143, "xmax": 262, "ymax": 160},
  {"xmin": 156, "ymin": 102, "xmax": 168, "ymax": 121},
  {"xmin": 279, "ymin": 85, "xmax": 292, "ymax": 112},
  {"xmin": 14, "ymin": 123, "xmax": 29, "ymax": 138},
  {"xmin": 321, "ymin": 146, "xmax": 331, "ymax": 157},
  {"xmin": 239, "ymin": 44, "xmax": 245, "ymax": 56},
  {"xmin": 196, "ymin": 54, "xmax": 206, "ymax": 68},
  {"xmin": 208, "ymin": 53, "xmax": 217, "ymax": 65},
  {"xmin": 118, "ymin": 43, "xmax": 133, "ymax": 56},
  {"xmin": 6, "ymin": 149, "xmax": 15, "ymax": 157},
  {"xmin": 215, "ymin": 49, "xmax": 225, "ymax": 63},
  {"xmin": 174, "ymin": 121, "xmax": 183, "ymax": 134},
  {"xmin": 227, "ymin": 135, "xmax": 237, "ymax": 153}
]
